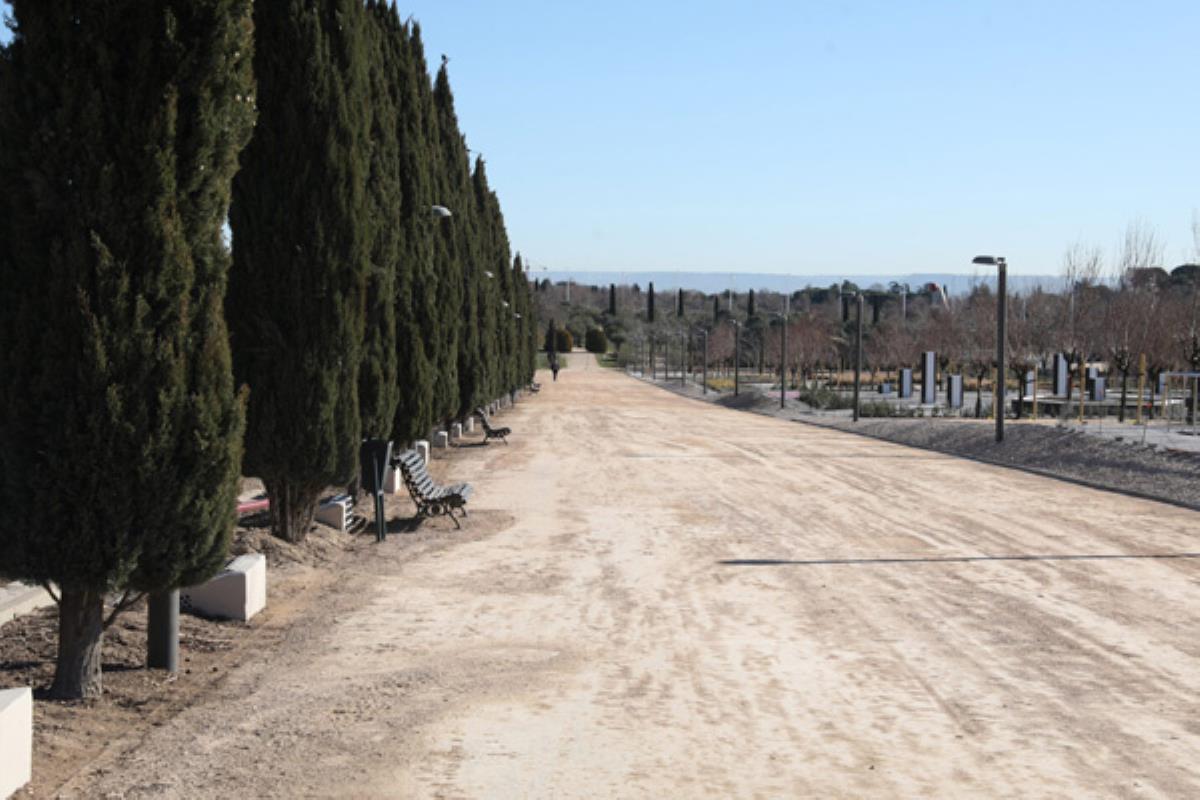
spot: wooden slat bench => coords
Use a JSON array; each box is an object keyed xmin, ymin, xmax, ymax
[
  {"xmin": 392, "ymin": 448, "xmax": 473, "ymax": 527},
  {"xmin": 475, "ymin": 407, "xmax": 511, "ymax": 444}
]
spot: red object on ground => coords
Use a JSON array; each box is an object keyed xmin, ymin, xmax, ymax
[{"xmin": 236, "ymin": 497, "xmax": 270, "ymax": 516}]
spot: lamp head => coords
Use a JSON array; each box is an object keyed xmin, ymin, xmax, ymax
[
  {"xmin": 972, "ymin": 255, "xmax": 1006, "ymax": 266},
  {"xmin": 431, "ymin": 205, "xmax": 452, "ymax": 218}
]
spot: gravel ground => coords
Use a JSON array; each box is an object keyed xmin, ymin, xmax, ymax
[{"xmin": 634, "ymin": 371, "xmax": 1200, "ymax": 512}]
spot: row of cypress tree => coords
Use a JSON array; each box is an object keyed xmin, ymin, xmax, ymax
[
  {"xmin": 0, "ymin": 0, "xmax": 535, "ymax": 699},
  {"xmin": 231, "ymin": 0, "xmax": 537, "ymax": 543}
]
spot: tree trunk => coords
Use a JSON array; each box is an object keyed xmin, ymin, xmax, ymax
[
  {"xmin": 265, "ymin": 477, "xmax": 320, "ymax": 544},
  {"xmin": 1119, "ymin": 371, "xmax": 1129, "ymax": 423},
  {"xmin": 50, "ymin": 586, "xmax": 105, "ymax": 700},
  {"xmin": 975, "ymin": 370, "xmax": 985, "ymax": 418},
  {"xmin": 1014, "ymin": 371, "xmax": 1024, "ymax": 420}
]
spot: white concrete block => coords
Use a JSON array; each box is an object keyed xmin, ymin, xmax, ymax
[
  {"xmin": 451, "ymin": 422, "xmax": 463, "ymax": 440},
  {"xmin": 435, "ymin": 431, "xmax": 449, "ymax": 449},
  {"xmin": 465, "ymin": 417, "xmax": 475, "ymax": 433},
  {"xmin": 415, "ymin": 440, "xmax": 430, "ymax": 465},
  {"xmin": 181, "ymin": 554, "xmax": 267, "ymax": 622},
  {"xmin": 383, "ymin": 465, "xmax": 403, "ymax": 494},
  {"xmin": 314, "ymin": 494, "xmax": 352, "ymax": 531},
  {"xmin": 0, "ymin": 687, "xmax": 31, "ymax": 800}
]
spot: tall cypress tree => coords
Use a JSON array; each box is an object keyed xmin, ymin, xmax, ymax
[
  {"xmin": 389, "ymin": 19, "xmax": 437, "ymax": 443},
  {"xmin": 357, "ymin": 3, "xmax": 401, "ymax": 442},
  {"xmin": 677, "ymin": 288, "xmax": 684, "ymax": 317},
  {"xmin": 713, "ymin": 295, "xmax": 720, "ymax": 323},
  {"xmin": 609, "ymin": 283, "xmax": 617, "ymax": 315},
  {"xmin": 748, "ymin": 288, "xmax": 757, "ymax": 317},
  {"xmin": 648, "ymin": 281, "xmax": 656, "ymax": 323},
  {"xmin": 0, "ymin": 0, "xmax": 255, "ymax": 698},
  {"xmin": 428, "ymin": 59, "xmax": 464, "ymax": 425},
  {"xmin": 227, "ymin": 0, "xmax": 370, "ymax": 543}
]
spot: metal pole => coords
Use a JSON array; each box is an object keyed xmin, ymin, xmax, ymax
[
  {"xmin": 734, "ymin": 322, "xmax": 741, "ymax": 397},
  {"xmin": 853, "ymin": 294, "xmax": 863, "ymax": 422},
  {"xmin": 1136, "ymin": 353, "xmax": 1146, "ymax": 426},
  {"xmin": 679, "ymin": 334, "xmax": 685, "ymax": 386},
  {"xmin": 147, "ymin": 589, "xmax": 179, "ymax": 672},
  {"xmin": 703, "ymin": 331, "xmax": 708, "ymax": 394},
  {"xmin": 996, "ymin": 261, "xmax": 1007, "ymax": 442},
  {"xmin": 781, "ymin": 316, "xmax": 788, "ymax": 409}
]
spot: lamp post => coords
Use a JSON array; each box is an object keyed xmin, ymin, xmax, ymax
[
  {"xmin": 780, "ymin": 296, "xmax": 790, "ymax": 409},
  {"xmin": 853, "ymin": 293, "xmax": 863, "ymax": 422},
  {"xmin": 734, "ymin": 320, "xmax": 741, "ymax": 397},
  {"xmin": 973, "ymin": 255, "xmax": 1007, "ymax": 442}
]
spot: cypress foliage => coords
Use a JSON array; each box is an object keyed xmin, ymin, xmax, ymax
[
  {"xmin": 514, "ymin": 255, "xmax": 537, "ymax": 382},
  {"xmin": 472, "ymin": 158, "xmax": 501, "ymax": 400},
  {"xmin": 748, "ymin": 289, "xmax": 757, "ymax": 317},
  {"xmin": 713, "ymin": 295, "xmax": 720, "ymax": 323},
  {"xmin": 429, "ymin": 60, "xmax": 460, "ymax": 424},
  {"xmin": 0, "ymin": 0, "xmax": 255, "ymax": 698},
  {"xmin": 227, "ymin": 0, "xmax": 370, "ymax": 543},
  {"xmin": 389, "ymin": 20, "xmax": 437, "ymax": 443},
  {"xmin": 677, "ymin": 288, "xmax": 684, "ymax": 317},
  {"xmin": 357, "ymin": 2, "xmax": 401, "ymax": 441},
  {"xmin": 609, "ymin": 283, "xmax": 617, "ymax": 315},
  {"xmin": 648, "ymin": 281, "xmax": 656, "ymax": 322}
]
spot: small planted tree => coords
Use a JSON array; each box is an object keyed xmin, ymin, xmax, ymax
[{"xmin": 0, "ymin": 0, "xmax": 256, "ymax": 698}]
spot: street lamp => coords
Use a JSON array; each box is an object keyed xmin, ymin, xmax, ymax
[
  {"xmin": 733, "ymin": 319, "xmax": 741, "ymax": 397},
  {"xmin": 431, "ymin": 205, "xmax": 452, "ymax": 218},
  {"xmin": 973, "ymin": 255, "xmax": 1007, "ymax": 442},
  {"xmin": 853, "ymin": 293, "xmax": 863, "ymax": 422}
]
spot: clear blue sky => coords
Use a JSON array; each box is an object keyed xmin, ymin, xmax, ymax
[{"xmin": 3, "ymin": 1, "xmax": 1197, "ymax": 276}]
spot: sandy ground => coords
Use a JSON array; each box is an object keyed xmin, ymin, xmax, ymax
[{"xmin": 25, "ymin": 353, "xmax": 1200, "ymax": 798}]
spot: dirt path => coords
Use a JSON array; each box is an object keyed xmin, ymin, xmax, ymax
[{"xmin": 75, "ymin": 353, "xmax": 1200, "ymax": 798}]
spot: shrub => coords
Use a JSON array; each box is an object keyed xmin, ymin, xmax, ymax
[
  {"xmin": 585, "ymin": 327, "xmax": 608, "ymax": 353},
  {"xmin": 555, "ymin": 328, "xmax": 574, "ymax": 353}
]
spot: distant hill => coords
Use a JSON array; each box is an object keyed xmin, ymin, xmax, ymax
[{"xmin": 539, "ymin": 271, "xmax": 1062, "ymax": 296}]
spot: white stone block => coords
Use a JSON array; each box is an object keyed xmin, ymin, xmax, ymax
[
  {"xmin": 182, "ymin": 554, "xmax": 267, "ymax": 622},
  {"xmin": 465, "ymin": 417, "xmax": 475, "ymax": 433},
  {"xmin": 0, "ymin": 687, "xmax": 31, "ymax": 800},
  {"xmin": 415, "ymin": 440, "xmax": 430, "ymax": 465},
  {"xmin": 383, "ymin": 465, "xmax": 403, "ymax": 494},
  {"xmin": 451, "ymin": 422, "xmax": 463, "ymax": 440},
  {"xmin": 314, "ymin": 494, "xmax": 352, "ymax": 531},
  {"xmin": 435, "ymin": 431, "xmax": 449, "ymax": 448}
]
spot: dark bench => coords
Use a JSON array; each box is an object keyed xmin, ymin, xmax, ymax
[
  {"xmin": 475, "ymin": 407, "xmax": 511, "ymax": 444},
  {"xmin": 528, "ymin": 381, "xmax": 541, "ymax": 393},
  {"xmin": 392, "ymin": 449, "xmax": 473, "ymax": 528}
]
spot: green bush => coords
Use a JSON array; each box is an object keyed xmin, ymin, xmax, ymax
[
  {"xmin": 585, "ymin": 327, "xmax": 608, "ymax": 353},
  {"xmin": 555, "ymin": 328, "xmax": 574, "ymax": 353}
]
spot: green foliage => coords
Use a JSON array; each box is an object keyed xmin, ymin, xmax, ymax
[
  {"xmin": 0, "ymin": 0, "xmax": 255, "ymax": 697},
  {"xmin": 228, "ymin": 0, "xmax": 371, "ymax": 542},
  {"xmin": 556, "ymin": 328, "xmax": 575, "ymax": 353},
  {"xmin": 585, "ymin": 328, "xmax": 608, "ymax": 353},
  {"xmin": 647, "ymin": 281, "xmax": 656, "ymax": 322}
]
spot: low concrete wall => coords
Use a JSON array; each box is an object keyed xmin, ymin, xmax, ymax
[
  {"xmin": 416, "ymin": 440, "xmax": 430, "ymax": 464},
  {"xmin": 0, "ymin": 687, "xmax": 32, "ymax": 799},
  {"xmin": 315, "ymin": 494, "xmax": 352, "ymax": 531},
  {"xmin": 181, "ymin": 554, "xmax": 267, "ymax": 622},
  {"xmin": 434, "ymin": 431, "xmax": 449, "ymax": 448}
]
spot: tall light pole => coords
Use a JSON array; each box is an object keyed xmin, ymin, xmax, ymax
[
  {"xmin": 734, "ymin": 320, "xmax": 741, "ymax": 397},
  {"xmin": 853, "ymin": 293, "xmax": 863, "ymax": 422},
  {"xmin": 973, "ymin": 255, "xmax": 1007, "ymax": 442},
  {"xmin": 780, "ymin": 295, "xmax": 790, "ymax": 409},
  {"xmin": 702, "ymin": 328, "xmax": 709, "ymax": 394}
]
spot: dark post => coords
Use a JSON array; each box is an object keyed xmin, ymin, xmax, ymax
[
  {"xmin": 650, "ymin": 337, "xmax": 656, "ymax": 380},
  {"xmin": 734, "ymin": 322, "xmax": 741, "ymax": 397},
  {"xmin": 702, "ymin": 331, "xmax": 709, "ymax": 394},
  {"xmin": 996, "ymin": 261, "xmax": 1007, "ymax": 442},
  {"xmin": 679, "ymin": 334, "xmax": 685, "ymax": 386},
  {"xmin": 853, "ymin": 294, "xmax": 863, "ymax": 422},
  {"xmin": 147, "ymin": 590, "xmax": 179, "ymax": 672},
  {"xmin": 780, "ymin": 315, "xmax": 787, "ymax": 409}
]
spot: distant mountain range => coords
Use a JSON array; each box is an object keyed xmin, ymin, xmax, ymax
[{"xmin": 540, "ymin": 271, "xmax": 1062, "ymax": 296}]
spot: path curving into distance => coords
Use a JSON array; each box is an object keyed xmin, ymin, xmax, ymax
[{"xmin": 83, "ymin": 352, "xmax": 1200, "ymax": 798}]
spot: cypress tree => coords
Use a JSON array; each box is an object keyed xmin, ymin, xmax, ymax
[
  {"xmin": 429, "ymin": 59, "xmax": 464, "ymax": 424},
  {"xmin": 0, "ymin": 0, "xmax": 255, "ymax": 698},
  {"xmin": 389, "ymin": 19, "xmax": 437, "ymax": 443},
  {"xmin": 748, "ymin": 289, "xmax": 757, "ymax": 317},
  {"xmin": 677, "ymin": 288, "xmax": 684, "ymax": 317},
  {"xmin": 357, "ymin": 3, "xmax": 401, "ymax": 442},
  {"xmin": 648, "ymin": 281, "xmax": 656, "ymax": 323},
  {"xmin": 227, "ymin": 0, "xmax": 371, "ymax": 543},
  {"xmin": 713, "ymin": 295, "xmax": 720, "ymax": 323},
  {"xmin": 609, "ymin": 283, "xmax": 617, "ymax": 315}
]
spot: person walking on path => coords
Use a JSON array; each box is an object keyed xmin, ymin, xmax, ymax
[{"xmin": 550, "ymin": 353, "xmax": 560, "ymax": 382}]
